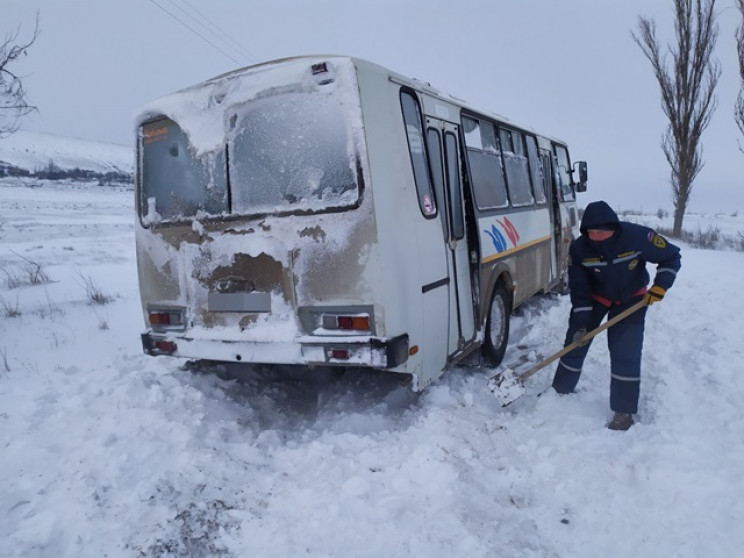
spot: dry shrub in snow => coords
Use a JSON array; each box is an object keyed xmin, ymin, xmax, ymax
[
  {"xmin": 78, "ymin": 273, "xmax": 114, "ymax": 305},
  {"xmin": 0, "ymin": 295, "xmax": 21, "ymax": 318},
  {"xmin": 2, "ymin": 252, "xmax": 51, "ymax": 288}
]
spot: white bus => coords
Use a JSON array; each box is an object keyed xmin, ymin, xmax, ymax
[{"xmin": 135, "ymin": 55, "xmax": 587, "ymax": 390}]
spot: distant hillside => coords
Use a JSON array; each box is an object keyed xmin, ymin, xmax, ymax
[{"xmin": 0, "ymin": 130, "xmax": 133, "ymax": 183}]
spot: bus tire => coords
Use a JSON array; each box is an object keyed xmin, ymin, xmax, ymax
[
  {"xmin": 482, "ymin": 283, "xmax": 511, "ymax": 368},
  {"xmin": 553, "ymin": 269, "xmax": 570, "ymax": 295}
]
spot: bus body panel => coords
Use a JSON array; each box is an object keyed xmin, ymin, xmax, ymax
[
  {"xmin": 353, "ymin": 60, "xmax": 451, "ymax": 387},
  {"xmin": 478, "ymin": 207, "xmax": 552, "ymax": 307}
]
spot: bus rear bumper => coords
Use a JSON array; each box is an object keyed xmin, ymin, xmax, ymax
[{"xmin": 141, "ymin": 331, "xmax": 409, "ymax": 369}]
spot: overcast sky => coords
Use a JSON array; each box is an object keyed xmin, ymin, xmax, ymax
[{"xmin": 4, "ymin": 0, "xmax": 742, "ymax": 213}]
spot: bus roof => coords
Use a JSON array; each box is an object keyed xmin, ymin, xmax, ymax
[{"xmin": 139, "ymin": 54, "xmax": 568, "ymax": 147}]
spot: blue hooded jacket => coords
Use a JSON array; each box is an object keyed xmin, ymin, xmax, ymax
[{"xmin": 568, "ymin": 201, "xmax": 681, "ymax": 326}]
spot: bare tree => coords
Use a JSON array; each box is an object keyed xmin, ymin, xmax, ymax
[
  {"xmin": 633, "ymin": 0, "xmax": 721, "ymax": 237},
  {"xmin": 737, "ymin": 0, "xmax": 744, "ymax": 150},
  {"xmin": 0, "ymin": 14, "xmax": 40, "ymax": 139}
]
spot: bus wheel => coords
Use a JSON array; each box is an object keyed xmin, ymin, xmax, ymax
[
  {"xmin": 555, "ymin": 269, "xmax": 570, "ymax": 295},
  {"xmin": 483, "ymin": 283, "xmax": 511, "ymax": 367}
]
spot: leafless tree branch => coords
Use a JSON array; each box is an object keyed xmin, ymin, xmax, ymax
[
  {"xmin": 0, "ymin": 12, "xmax": 40, "ymax": 139},
  {"xmin": 736, "ymin": 0, "xmax": 744, "ymax": 152}
]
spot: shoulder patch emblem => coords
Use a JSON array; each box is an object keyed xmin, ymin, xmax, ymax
[
  {"xmin": 652, "ymin": 234, "xmax": 667, "ymax": 248},
  {"xmin": 628, "ymin": 259, "xmax": 638, "ymax": 270}
]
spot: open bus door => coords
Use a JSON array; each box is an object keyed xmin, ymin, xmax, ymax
[
  {"xmin": 426, "ymin": 119, "xmax": 475, "ymax": 356},
  {"xmin": 540, "ymin": 150, "xmax": 562, "ymax": 286}
]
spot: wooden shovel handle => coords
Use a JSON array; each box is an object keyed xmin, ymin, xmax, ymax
[{"xmin": 513, "ymin": 297, "xmax": 649, "ymax": 385}]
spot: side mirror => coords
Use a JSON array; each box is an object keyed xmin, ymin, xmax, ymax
[{"xmin": 574, "ymin": 161, "xmax": 588, "ymax": 192}]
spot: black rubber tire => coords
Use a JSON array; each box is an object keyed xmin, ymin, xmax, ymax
[
  {"xmin": 482, "ymin": 283, "xmax": 511, "ymax": 367},
  {"xmin": 554, "ymin": 269, "xmax": 570, "ymax": 296}
]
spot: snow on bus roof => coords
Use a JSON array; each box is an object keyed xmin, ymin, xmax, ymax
[
  {"xmin": 136, "ymin": 54, "xmax": 567, "ymax": 151},
  {"xmin": 135, "ymin": 56, "xmax": 358, "ymax": 155}
]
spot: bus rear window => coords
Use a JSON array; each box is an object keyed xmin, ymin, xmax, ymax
[
  {"xmin": 139, "ymin": 102, "xmax": 358, "ymax": 224},
  {"xmin": 139, "ymin": 118, "xmax": 227, "ymax": 223},
  {"xmin": 228, "ymin": 91, "xmax": 358, "ymax": 214}
]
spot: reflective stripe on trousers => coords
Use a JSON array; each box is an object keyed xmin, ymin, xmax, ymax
[{"xmin": 552, "ymin": 296, "xmax": 647, "ymax": 413}]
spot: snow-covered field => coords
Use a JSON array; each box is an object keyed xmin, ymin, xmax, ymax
[
  {"xmin": 623, "ymin": 210, "xmax": 744, "ymax": 250},
  {"xmin": 0, "ymin": 130, "xmax": 133, "ymax": 175},
  {"xmin": 2, "ymin": 179, "xmax": 744, "ymax": 557}
]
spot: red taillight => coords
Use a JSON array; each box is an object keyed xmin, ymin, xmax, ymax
[
  {"xmin": 154, "ymin": 340, "xmax": 177, "ymax": 354},
  {"xmin": 329, "ymin": 349, "xmax": 350, "ymax": 360},
  {"xmin": 149, "ymin": 313, "xmax": 171, "ymax": 325},
  {"xmin": 148, "ymin": 310, "xmax": 183, "ymax": 327},
  {"xmin": 323, "ymin": 314, "xmax": 370, "ymax": 331}
]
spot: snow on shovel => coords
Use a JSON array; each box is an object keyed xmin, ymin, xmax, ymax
[{"xmin": 489, "ymin": 297, "xmax": 649, "ymax": 407}]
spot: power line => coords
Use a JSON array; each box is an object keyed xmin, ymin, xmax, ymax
[
  {"xmin": 176, "ymin": 0, "xmax": 259, "ymax": 64},
  {"xmin": 148, "ymin": 0, "xmax": 245, "ymax": 67},
  {"xmin": 162, "ymin": 0, "xmax": 257, "ymax": 64}
]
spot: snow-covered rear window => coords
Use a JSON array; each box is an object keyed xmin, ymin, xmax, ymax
[
  {"xmin": 228, "ymin": 89, "xmax": 358, "ymax": 214},
  {"xmin": 140, "ymin": 118, "xmax": 227, "ymax": 222}
]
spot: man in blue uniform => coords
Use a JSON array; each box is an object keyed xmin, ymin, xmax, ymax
[{"xmin": 552, "ymin": 200, "xmax": 681, "ymax": 430}]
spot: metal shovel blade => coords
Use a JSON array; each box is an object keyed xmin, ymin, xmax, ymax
[{"xmin": 488, "ymin": 368, "xmax": 526, "ymax": 407}]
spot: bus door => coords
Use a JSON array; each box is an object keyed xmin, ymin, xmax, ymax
[
  {"xmin": 426, "ymin": 120, "xmax": 475, "ymax": 354},
  {"xmin": 540, "ymin": 150, "xmax": 560, "ymax": 283}
]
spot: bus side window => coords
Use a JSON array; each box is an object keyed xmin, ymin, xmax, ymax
[
  {"xmin": 499, "ymin": 128, "xmax": 514, "ymax": 153},
  {"xmin": 526, "ymin": 135, "xmax": 546, "ymax": 204},
  {"xmin": 427, "ymin": 128, "xmax": 448, "ymax": 240},
  {"xmin": 444, "ymin": 132, "xmax": 465, "ymax": 240},
  {"xmin": 401, "ymin": 91, "xmax": 437, "ymax": 218},
  {"xmin": 501, "ymin": 128, "xmax": 534, "ymax": 207},
  {"xmin": 462, "ymin": 116, "xmax": 508, "ymax": 210}
]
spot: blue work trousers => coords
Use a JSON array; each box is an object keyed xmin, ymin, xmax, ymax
[{"xmin": 552, "ymin": 296, "xmax": 647, "ymax": 414}]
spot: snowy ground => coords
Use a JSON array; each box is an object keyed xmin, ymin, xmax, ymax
[
  {"xmin": 0, "ymin": 130, "xmax": 133, "ymax": 175},
  {"xmin": 1, "ymin": 179, "xmax": 744, "ymax": 558}
]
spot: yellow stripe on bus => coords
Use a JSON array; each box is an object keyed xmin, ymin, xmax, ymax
[{"xmin": 481, "ymin": 235, "xmax": 552, "ymax": 264}]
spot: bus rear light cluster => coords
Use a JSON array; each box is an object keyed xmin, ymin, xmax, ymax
[
  {"xmin": 148, "ymin": 308, "xmax": 185, "ymax": 330},
  {"xmin": 321, "ymin": 314, "xmax": 371, "ymax": 332},
  {"xmin": 328, "ymin": 348, "xmax": 350, "ymax": 361},
  {"xmin": 154, "ymin": 340, "xmax": 177, "ymax": 354},
  {"xmin": 141, "ymin": 332, "xmax": 178, "ymax": 356}
]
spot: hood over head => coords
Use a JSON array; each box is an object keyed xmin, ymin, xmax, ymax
[{"xmin": 580, "ymin": 200, "xmax": 620, "ymax": 234}]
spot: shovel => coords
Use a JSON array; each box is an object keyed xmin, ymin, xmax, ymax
[{"xmin": 488, "ymin": 297, "xmax": 649, "ymax": 406}]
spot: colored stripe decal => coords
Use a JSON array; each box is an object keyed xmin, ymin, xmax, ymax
[{"xmin": 481, "ymin": 235, "xmax": 552, "ymax": 264}]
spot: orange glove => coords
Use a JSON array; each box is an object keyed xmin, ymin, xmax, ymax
[{"xmin": 645, "ymin": 285, "xmax": 666, "ymax": 306}]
